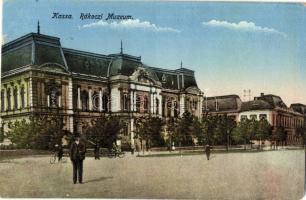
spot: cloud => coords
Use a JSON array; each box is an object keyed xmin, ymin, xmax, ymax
[
  {"xmin": 81, "ymin": 19, "xmax": 180, "ymax": 33},
  {"xmin": 202, "ymin": 20, "xmax": 286, "ymax": 37}
]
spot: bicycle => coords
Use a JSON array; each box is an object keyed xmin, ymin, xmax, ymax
[
  {"xmin": 107, "ymin": 148, "xmax": 125, "ymax": 158},
  {"xmin": 50, "ymin": 151, "xmax": 68, "ymax": 164}
]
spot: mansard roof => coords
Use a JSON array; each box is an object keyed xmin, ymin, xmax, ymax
[
  {"xmin": 1, "ymin": 32, "xmax": 201, "ymax": 92},
  {"xmin": 290, "ymin": 103, "xmax": 306, "ymax": 115},
  {"xmin": 63, "ymin": 48, "xmax": 110, "ymax": 77},
  {"xmin": 205, "ymin": 95, "xmax": 242, "ymax": 112},
  {"xmin": 254, "ymin": 94, "xmax": 287, "ymax": 109},
  {"xmin": 240, "ymin": 100, "xmax": 274, "ymax": 112},
  {"xmin": 148, "ymin": 66, "xmax": 198, "ymax": 90},
  {"xmin": 2, "ymin": 33, "xmax": 66, "ymax": 73}
]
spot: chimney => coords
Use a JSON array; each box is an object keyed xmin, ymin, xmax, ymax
[{"xmin": 260, "ymin": 93, "xmax": 264, "ymax": 97}]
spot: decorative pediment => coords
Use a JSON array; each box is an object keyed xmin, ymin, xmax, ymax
[
  {"xmin": 130, "ymin": 67, "xmax": 157, "ymax": 85},
  {"xmin": 37, "ymin": 63, "xmax": 69, "ymax": 74},
  {"xmin": 185, "ymin": 86, "xmax": 201, "ymax": 95}
]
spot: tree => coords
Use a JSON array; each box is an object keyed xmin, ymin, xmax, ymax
[
  {"xmin": 274, "ymin": 127, "xmax": 287, "ymax": 148},
  {"xmin": 296, "ymin": 126, "xmax": 306, "ymax": 147},
  {"xmin": 232, "ymin": 119, "xmax": 252, "ymax": 150},
  {"xmin": 175, "ymin": 111, "xmax": 194, "ymax": 147},
  {"xmin": 85, "ymin": 115, "xmax": 124, "ymax": 150},
  {"xmin": 7, "ymin": 114, "xmax": 66, "ymax": 150},
  {"xmin": 200, "ymin": 115, "xmax": 218, "ymax": 146},
  {"xmin": 134, "ymin": 116, "xmax": 164, "ymax": 151},
  {"xmin": 255, "ymin": 118, "xmax": 272, "ymax": 149}
]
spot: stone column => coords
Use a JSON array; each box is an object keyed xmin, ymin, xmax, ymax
[
  {"xmin": 3, "ymin": 88, "xmax": 7, "ymax": 111},
  {"xmin": 17, "ymin": 85, "xmax": 22, "ymax": 109},
  {"xmin": 133, "ymin": 91, "xmax": 136, "ymax": 112},
  {"xmin": 171, "ymin": 99, "xmax": 174, "ymax": 117},
  {"xmin": 58, "ymin": 96, "xmax": 62, "ymax": 107},
  {"xmin": 164, "ymin": 97, "xmax": 168, "ymax": 117},
  {"xmin": 88, "ymin": 88, "xmax": 93, "ymax": 111},
  {"xmin": 68, "ymin": 78, "xmax": 73, "ymax": 111},
  {"xmin": 47, "ymin": 95, "xmax": 50, "ymax": 107},
  {"xmin": 77, "ymin": 86, "xmax": 81, "ymax": 110},
  {"xmin": 99, "ymin": 89, "xmax": 103, "ymax": 112},
  {"xmin": 23, "ymin": 79, "xmax": 28, "ymax": 109},
  {"xmin": 158, "ymin": 94, "xmax": 162, "ymax": 116},
  {"xmin": 198, "ymin": 95, "xmax": 203, "ymax": 118},
  {"xmin": 69, "ymin": 116, "xmax": 74, "ymax": 133},
  {"xmin": 29, "ymin": 78, "xmax": 33, "ymax": 108},
  {"xmin": 130, "ymin": 118, "xmax": 135, "ymax": 146},
  {"xmin": 180, "ymin": 94, "xmax": 185, "ymax": 117},
  {"xmin": 10, "ymin": 85, "xmax": 15, "ymax": 110},
  {"xmin": 130, "ymin": 90, "xmax": 134, "ymax": 112},
  {"xmin": 150, "ymin": 93, "xmax": 154, "ymax": 114}
]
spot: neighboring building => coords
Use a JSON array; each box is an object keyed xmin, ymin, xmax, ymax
[
  {"xmin": 204, "ymin": 93, "xmax": 305, "ymax": 146},
  {"xmin": 202, "ymin": 94, "xmax": 242, "ymax": 121},
  {"xmin": 0, "ymin": 30, "xmax": 203, "ymax": 146}
]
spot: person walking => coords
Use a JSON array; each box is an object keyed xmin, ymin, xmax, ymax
[
  {"xmin": 94, "ymin": 143, "xmax": 100, "ymax": 160},
  {"xmin": 70, "ymin": 136, "xmax": 86, "ymax": 184},
  {"xmin": 205, "ymin": 145, "xmax": 211, "ymax": 160},
  {"xmin": 58, "ymin": 145, "xmax": 63, "ymax": 162}
]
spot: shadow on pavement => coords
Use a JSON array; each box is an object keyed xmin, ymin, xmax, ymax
[{"xmin": 83, "ymin": 176, "xmax": 113, "ymax": 184}]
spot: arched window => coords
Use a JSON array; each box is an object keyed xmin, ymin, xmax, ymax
[
  {"xmin": 102, "ymin": 92, "xmax": 109, "ymax": 112},
  {"xmin": 155, "ymin": 98, "xmax": 159, "ymax": 114},
  {"xmin": 143, "ymin": 96, "xmax": 148, "ymax": 113},
  {"xmin": 123, "ymin": 94, "xmax": 128, "ymax": 111},
  {"xmin": 1, "ymin": 90, "xmax": 5, "ymax": 111},
  {"xmin": 13, "ymin": 87, "xmax": 18, "ymax": 110},
  {"xmin": 20, "ymin": 86, "xmax": 25, "ymax": 108},
  {"xmin": 81, "ymin": 90, "xmax": 89, "ymax": 111},
  {"xmin": 174, "ymin": 101, "xmax": 178, "ymax": 117},
  {"xmin": 7, "ymin": 88, "xmax": 11, "ymax": 111},
  {"xmin": 136, "ymin": 95, "xmax": 141, "ymax": 112},
  {"xmin": 93, "ymin": 91, "xmax": 99, "ymax": 111},
  {"xmin": 49, "ymin": 87, "xmax": 58, "ymax": 107}
]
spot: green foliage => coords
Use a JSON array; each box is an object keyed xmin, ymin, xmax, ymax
[
  {"xmin": 175, "ymin": 112, "xmax": 195, "ymax": 146},
  {"xmin": 85, "ymin": 116, "xmax": 124, "ymax": 149},
  {"xmin": 135, "ymin": 116, "xmax": 164, "ymax": 148},
  {"xmin": 7, "ymin": 115, "xmax": 66, "ymax": 150},
  {"xmin": 296, "ymin": 126, "xmax": 306, "ymax": 145},
  {"xmin": 255, "ymin": 118, "xmax": 272, "ymax": 141}
]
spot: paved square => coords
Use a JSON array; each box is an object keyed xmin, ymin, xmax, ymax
[{"xmin": 0, "ymin": 150, "xmax": 304, "ymax": 199}]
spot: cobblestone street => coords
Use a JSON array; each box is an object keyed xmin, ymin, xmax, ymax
[{"xmin": 0, "ymin": 150, "xmax": 304, "ymax": 199}]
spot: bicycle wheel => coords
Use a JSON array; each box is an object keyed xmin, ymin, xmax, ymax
[
  {"xmin": 50, "ymin": 155, "xmax": 56, "ymax": 164},
  {"xmin": 118, "ymin": 152, "xmax": 125, "ymax": 158},
  {"xmin": 61, "ymin": 157, "xmax": 68, "ymax": 163}
]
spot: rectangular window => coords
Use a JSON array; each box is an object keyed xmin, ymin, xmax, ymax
[{"xmin": 259, "ymin": 114, "xmax": 267, "ymax": 120}]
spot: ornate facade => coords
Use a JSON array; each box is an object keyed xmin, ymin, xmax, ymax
[{"xmin": 0, "ymin": 32, "xmax": 203, "ymax": 146}]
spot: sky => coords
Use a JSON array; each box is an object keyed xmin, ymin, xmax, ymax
[{"xmin": 2, "ymin": 0, "xmax": 306, "ymax": 105}]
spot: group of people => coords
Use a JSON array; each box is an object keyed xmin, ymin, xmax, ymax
[{"xmin": 55, "ymin": 136, "xmax": 212, "ymax": 184}]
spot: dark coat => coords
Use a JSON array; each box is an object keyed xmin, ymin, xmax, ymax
[{"xmin": 70, "ymin": 141, "xmax": 86, "ymax": 161}]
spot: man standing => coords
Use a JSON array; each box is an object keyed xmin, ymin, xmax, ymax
[
  {"xmin": 70, "ymin": 136, "xmax": 86, "ymax": 184},
  {"xmin": 94, "ymin": 143, "xmax": 100, "ymax": 160},
  {"xmin": 205, "ymin": 145, "xmax": 212, "ymax": 160}
]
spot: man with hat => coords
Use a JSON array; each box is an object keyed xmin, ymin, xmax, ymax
[{"xmin": 70, "ymin": 134, "xmax": 86, "ymax": 184}]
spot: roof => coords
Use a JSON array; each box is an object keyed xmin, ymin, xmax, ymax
[
  {"xmin": 290, "ymin": 103, "xmax": 306, "ymax": 115},
  {"xmin": 63, "ymin": 48, "xmax": 110, "ymax": 77},
  {"xmin": 254, "ymin": 94, "xmax": 287, "ymax": 109},
  {"xmin": 240, "ymin": 100, "xmax": 274, "ymax": 111},
  {"xmin": 204, "ymin": 95, "xmax": 242, "ymax": 112},
  {"xmin": 2, "ymin": 33, "xmax": 66, "ymax": 73},
  {"xmin": 1, "ymin": 32, "xmax": 200, "ymax": 92}
]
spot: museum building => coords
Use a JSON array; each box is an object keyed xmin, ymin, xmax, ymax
[{"xmin": 0, "ymin": 30, "xmax": 204, "ymax": 146}]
